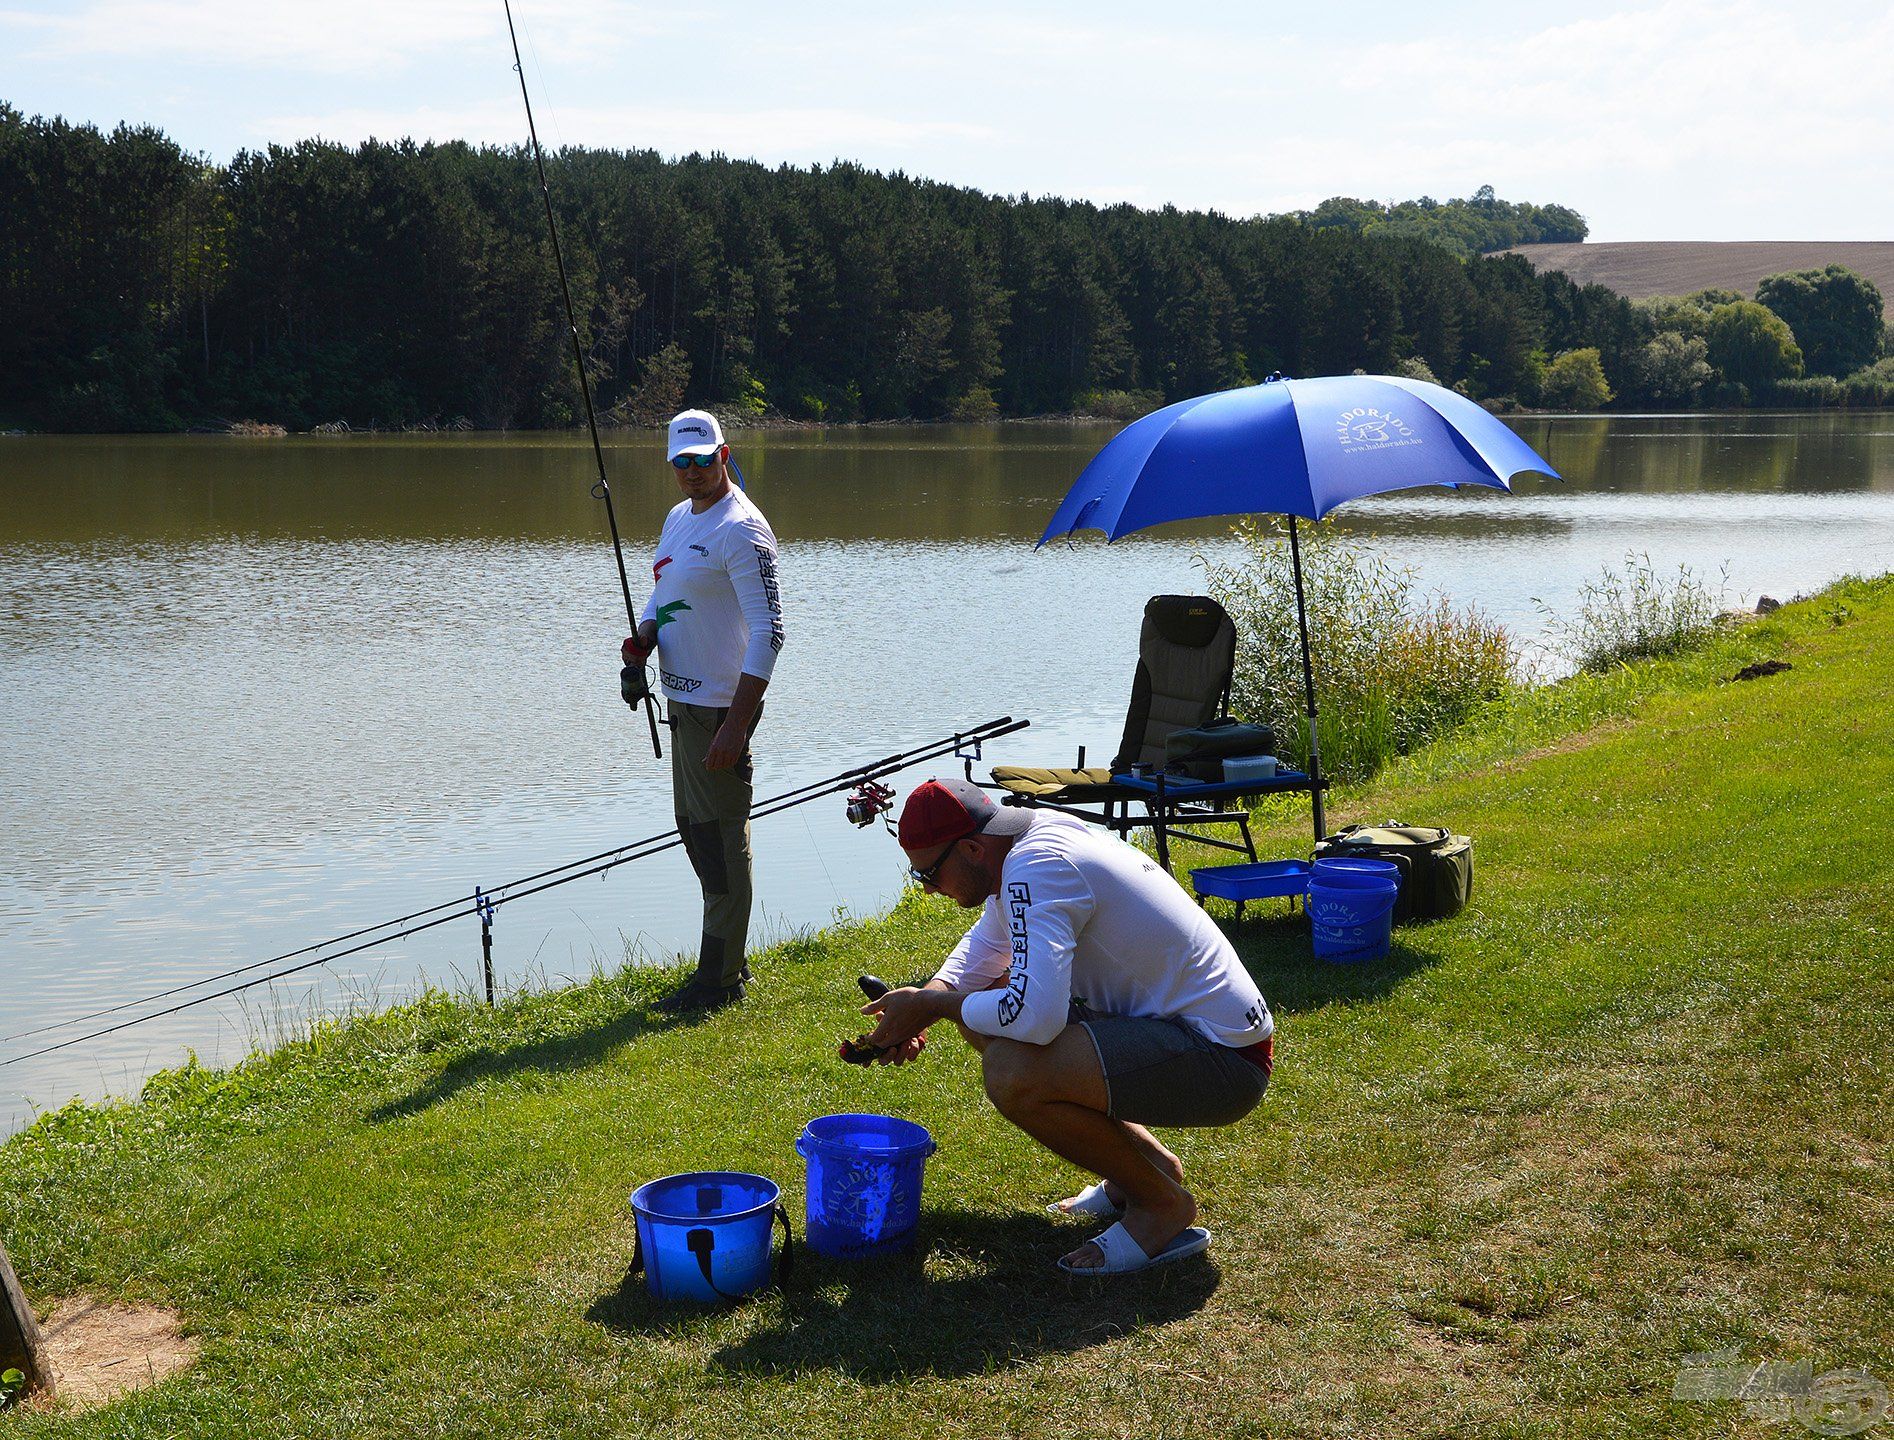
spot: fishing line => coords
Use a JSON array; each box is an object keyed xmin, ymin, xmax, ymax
[
  {"xmin": 798, "ymin": 809, "xmax": 846, "ymax": 913},
  {"xmin": 516, "ymin": 12, "xmax": 567, "ymax": 156},
  {"xmin": 503, "ymin": 0, "xmax": 663, "ymax": 760},
  {"xmin": 2, "ymin": 718, "xmax": 1021, "ymax": 1048},
  {"xmin": 0, "ymin": 719, "xmax": 1026, "ymax": 1069}
]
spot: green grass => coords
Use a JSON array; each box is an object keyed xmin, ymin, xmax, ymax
[{"xmin": 5, "ymin": 577, "xmax": 1893, "ymax": 1438}]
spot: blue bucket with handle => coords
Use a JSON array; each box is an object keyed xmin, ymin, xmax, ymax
[
  {"xmin": 1313, "ymin": 856, "xmax": 1403, "ymax": 889},
  {"xmin": 629, "ymin": 1171, "xmax": 793, "ymax": 1303},
  {"xmin": 1307, "ymin": 872, "xmax": 1399, "ymax": 964},
  {"xmin": 796, "ymin": 1113, "xmax": 937, "ymax": 1258}
]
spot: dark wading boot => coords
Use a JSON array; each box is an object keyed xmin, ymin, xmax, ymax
[{"xmin": 653, "ymin": 975, "xmax": 747, "ymax": 1014}]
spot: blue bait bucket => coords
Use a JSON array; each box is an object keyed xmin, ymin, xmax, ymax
[
  {"xmin": 1313, "ymin": 856, "xmax": 1403, "ymax": 888},
  {"xmin": 629, "ymin": 1170, "xmax": 792, "ymax": 1303},
  {"xmin": 796, "ymin": 1113, "xmax": 937, "ymax": 1258},
  {"xmin": 1307, "ymin": 873, "xmax": 1399, "ymax": 964}
]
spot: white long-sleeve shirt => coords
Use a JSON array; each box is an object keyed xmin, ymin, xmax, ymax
[
  {"xmin": 639, "ymin": 488, "xmax": 784, "ymax": 708},
  {"xmin": 934, "ymin": 812, "xmax": 1273, "ymax": 1048}
]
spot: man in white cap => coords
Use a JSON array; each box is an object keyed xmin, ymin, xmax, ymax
[
  {"xmin": 621, "ymin": 409, "xmax": 785, "ymax": 1012},
  {"xmin": 861, "ymin": 777, "xmax": 1274, "ymax": 1274}
]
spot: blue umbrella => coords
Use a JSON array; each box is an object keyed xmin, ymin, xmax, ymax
[{"xmin": 1039, "ymin": 373, "xmax": 1560, "ymax": 840}]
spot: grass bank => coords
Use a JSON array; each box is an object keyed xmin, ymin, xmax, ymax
[{"xmin": 4, "ymin": 578, "xmax": 1892, "ymax": 1438}]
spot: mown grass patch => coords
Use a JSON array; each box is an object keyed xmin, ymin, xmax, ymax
[{"xmin": 3, "ymin": 577, "xmax": 1891, "ymax": 1438}]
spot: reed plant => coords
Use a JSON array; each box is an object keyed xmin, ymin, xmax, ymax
[
  {"xmin": 1200, "ymin": 519, "xmax": 1517, "ymax": 782},
  {"xmin": 1542, "ymin": 551, "xmax": 1727, "ymax": 672}
]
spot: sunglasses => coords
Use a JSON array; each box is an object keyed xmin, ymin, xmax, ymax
[
  {"xmin": 908, "ymin": 835, "xmax": 970, "ymax": 888},
  {"xmin": 671, "ymin": 451, "xmax": 720, "ymax": 470}
]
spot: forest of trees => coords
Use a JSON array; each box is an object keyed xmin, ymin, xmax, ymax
[{"xmin": 0, "ymin": 104, "xmax": 1884, "ymax": 433}]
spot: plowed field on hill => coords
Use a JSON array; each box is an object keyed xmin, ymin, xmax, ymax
[{"xmin": 1493, "ymin": 240, "xmax": 1894, "ymax": 300}]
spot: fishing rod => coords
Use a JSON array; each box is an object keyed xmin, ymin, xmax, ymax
[
  {"xmin": 0, "ymin": 717, "xmax": 1026, "ymax": 1049},
  {"xmin": 502, "ymin": 0, "xmax": 662, "ymax": 760},
  {"xmin": 1, "ymin": 715, "xmax": 1025, "ymax": 1049},
  {"xmin": 0, "ymin": 718, "xmax": 1028, "ymax": 1068}
]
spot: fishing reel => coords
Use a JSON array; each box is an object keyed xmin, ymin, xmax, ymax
[{"xmin": 845, "ymin": 780, "xmax": 897, "ymax": 830}]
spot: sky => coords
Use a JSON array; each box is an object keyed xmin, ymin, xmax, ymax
[{"xmin": 3, "ymin": 0, "xmax": 1892, "ymax": 242}]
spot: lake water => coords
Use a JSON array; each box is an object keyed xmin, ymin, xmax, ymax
[{"xmin": 5, "ymin": 414, "xmax": 1893, "ymax": 1132}]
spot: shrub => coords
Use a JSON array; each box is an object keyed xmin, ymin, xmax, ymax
[
  {"xmin": 1076, "ymin": 388, "xmax": 1165, "ymax": 422},
  {"xmin": 1769, "ymin": 367, "xmax": 1894, "ymax": 407},
  {"xmin": 1541, "ymin": 347, "xmax": 1613, "ymax": 409},
  {"xmin": 1539, "ymin": 552, "xmax": 1727, "ymax": 672},
  {"xmin": 1706, "ymin": 301, "xmax": 1803, "ymax": 388},
  {"xmin": 1390, "ymin": 356, "xmax": 1440, "ymax": 385},
  {"xmin": 1200, "ymin": 519, "xmax": 1518, "ymax": 782},
  {"xmin": 948, "ymin": 385, "xmax": 999, "ymax": 422},
  {"xmin": 721, "ymin": 362, "xmax": 768, "ymax": 417},
  {"xmin": 1635, "ymin": 331, "xmax": 1714, "ymax": 405}
]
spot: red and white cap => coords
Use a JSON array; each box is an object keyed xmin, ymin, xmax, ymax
[
  {"xmin": 666, "ymin": 409, "xmax": 725, "ymax": 461},
  {"xmin": 897, "ymin": 777, "xmax": 1032, "ymax": 851}
]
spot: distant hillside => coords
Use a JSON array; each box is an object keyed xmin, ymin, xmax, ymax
[{"xmin": 1494, "ymin": 241, "xmax": 1894, "ymax": 301}]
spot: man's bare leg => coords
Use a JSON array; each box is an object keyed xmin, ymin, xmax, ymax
[
  {"xmin": 980, "ymin": 1028, "xmax": 1196, "ymax": 1268},
  {"xmin": 1052, "ymin": 1123, "xmax": 1184, "ymax": 1212}
]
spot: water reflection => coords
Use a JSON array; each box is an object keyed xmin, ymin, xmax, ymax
[{"xmin": 7, "ymin": 414, "xmax": 1891, "ymax": 552}]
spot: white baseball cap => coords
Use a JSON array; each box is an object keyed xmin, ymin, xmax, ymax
[{"xmin": 666, "ymin": 409, "xmax": 725, "ymax": 461}]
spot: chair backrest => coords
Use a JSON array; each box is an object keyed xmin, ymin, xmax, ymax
[{"xmin": 1110, "ymin": 595, "xmax": 1236, "ymax": 771}]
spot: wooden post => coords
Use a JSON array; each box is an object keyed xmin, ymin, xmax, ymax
[{"xmin": 0, "ymin": 1235, "xmax": 56, "ymax": 1404}]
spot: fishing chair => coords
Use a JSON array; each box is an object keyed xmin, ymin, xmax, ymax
[{"xmin": 981, "ymin": 594, "xmax": 1261, "ymax": 866}]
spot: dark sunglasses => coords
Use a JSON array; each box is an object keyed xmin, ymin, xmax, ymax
[
  {"xmin": 671, "ymin": 452, "xmax": 719, "ymax": 470},
  {"xmin": 908, "ymin": 835, "xmax": 968, "ymax": 887}
]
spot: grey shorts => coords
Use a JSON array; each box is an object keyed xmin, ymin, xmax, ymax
[{"xmin": 1078, "ymin": 1013, "xmax": 1271, "ymax": 1128}]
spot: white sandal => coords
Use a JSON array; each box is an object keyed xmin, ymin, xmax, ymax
[
  {"xmin": 1057, "ymin": 1221, "xmax": 1212, "ymax": 1275},
  {"xmin": 1047, "ymin": 1182, "xmax": 1125, "ymax": 1220}
]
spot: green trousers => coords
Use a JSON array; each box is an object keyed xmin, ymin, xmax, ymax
[{"xmin": 669, "ymin": 701, "xmax": 758, "ymax": 988}]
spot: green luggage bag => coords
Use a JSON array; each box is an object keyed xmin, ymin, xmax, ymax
[{"xmin": 1314, "ymin": 823, "xmax": 1473, "ymax": 925}]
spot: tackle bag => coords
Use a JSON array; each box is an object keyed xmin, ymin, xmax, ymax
[
  {"xmin": 1314, "ymin": 823, "xmax": 1473, "ymax": 925},
  {"xmin": 1163, "ymin": 717, "xmax": 1276, "ymax": 781}
]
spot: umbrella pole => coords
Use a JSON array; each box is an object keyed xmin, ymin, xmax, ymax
[{"xmin": 1288, "ymin": 516, "xmax": 1326, "ymax": 844}]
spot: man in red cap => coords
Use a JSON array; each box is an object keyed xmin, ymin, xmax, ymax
[{"xmin": 862, "ymin": 777, "xmax": 1274, "ymax": 1275}]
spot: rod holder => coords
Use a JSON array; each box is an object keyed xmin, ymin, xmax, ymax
[{"xmin": 476, "ymin": 887, "xmax": 497, "ymax": 1006}]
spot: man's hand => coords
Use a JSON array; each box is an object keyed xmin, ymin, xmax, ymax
[
  {"xmin": 705, "ymin": 717, "xmax": 747, "ymax": 771},
  {"xmin": 708, "ymin": 672, "xmax": 769, "ymax": 772},
  {"xmin": 621, "ymin": 634, "xmax": 654, "ymax": 708},
  {"xmin": 874, "ymin": 1034, "xmax": 928, "ymax": 1066},
  {"xmin": 861, "ymin": 986, "xmax": 951, "ymax": 1051}
]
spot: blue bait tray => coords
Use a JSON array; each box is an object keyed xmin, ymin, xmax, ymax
[{"xmin": 1190, "ymin": 860, "xmax": 1312, "ymax": 902}]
